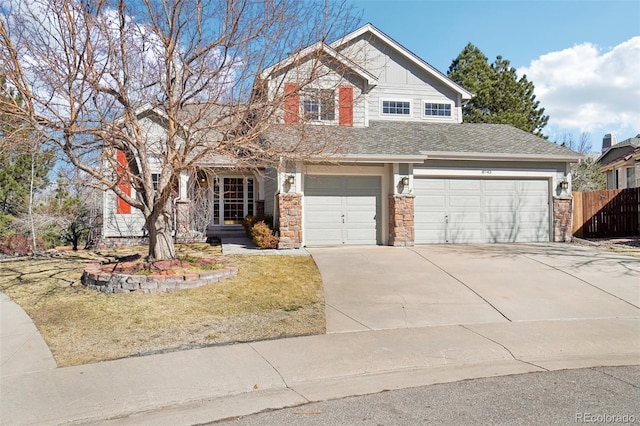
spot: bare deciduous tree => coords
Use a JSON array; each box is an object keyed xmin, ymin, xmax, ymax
[
  {"xmin": 0, "ymin": 0, "xmax": 357, "ymax": 260},
  {"xmin": 557, "ymin": 132, "xmax": 606, "ymax": 192}
]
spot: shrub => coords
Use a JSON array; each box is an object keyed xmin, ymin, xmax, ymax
[
  {"xmin": 0, "ymin": 233, "xmax": 43, "ymax": 256},
  {"xmin": 243, "ymin": 214, "xmax": 275, "ymax": 238},
  {"xmin": 242, "ymin": 215, "xmax": 258, "ymax": 238},
  {"xmin": 251, "ymin": 221, "xmax": 279, "ymax": 249}
]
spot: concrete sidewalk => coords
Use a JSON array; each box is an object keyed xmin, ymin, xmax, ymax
[
  {"xmin": 1, "ymin": 317, "xmax": 638, "ymax": 425},
  {"xmin": 221, "ymin": 236, "xmax": 310, "ymax": 256},
  {"xmin": 1, "ymin": 292, "xmax": 56, "ymax": 377}
]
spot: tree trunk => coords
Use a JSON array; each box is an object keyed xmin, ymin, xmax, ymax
[
  {"xmin": 146, "ymin": 207, "xmax": 176, "ymax": 261},
  {"xmin": 28, "ymin": 146, "xmax": 37, "ymax": 254}
]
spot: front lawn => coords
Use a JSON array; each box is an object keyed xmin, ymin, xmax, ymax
[{"xmin": 0, "ymin": 243, "xmax": 325, "ymax": 366}]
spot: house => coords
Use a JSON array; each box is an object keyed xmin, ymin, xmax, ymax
[
  {"xmin": 103, "ymin": 23, "xmax": 582, "ymax": 247},
  {"xmin": 597, "ymin": 133, "xmax": 640, "ymax": 189}
]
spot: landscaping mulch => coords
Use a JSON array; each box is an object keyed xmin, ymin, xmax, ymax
[{"xmin": 575, "ymin": 236, "xmax": 640, "ymax": 258}]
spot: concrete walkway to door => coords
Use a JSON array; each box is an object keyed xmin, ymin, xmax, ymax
[{"xmin": 308, "ymin": 244, "xmax": 640, "ymax": 333}]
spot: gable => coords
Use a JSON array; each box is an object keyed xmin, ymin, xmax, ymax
[
  {"xmin": 260, "ymin": 24, "xmax": 474, "ymax": 127},
  {"xmin": 331, "ymin": 24, "xmax": 472, "ymax": 101},
  {"xmin": 334, "ymin": 32, "xmax": 459, "ymax": 99}
]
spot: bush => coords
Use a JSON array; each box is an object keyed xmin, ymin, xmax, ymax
[
  {"xmin": 0, "ymin": 233, "xmax": 43, "ymax": 256},
  {"xmin": 250, "ymin": 221, "xmax": 279, "ymax": 249},
  {"xmin": 243, "ymin": 214, "xmax": 274, "ymax": 239},
  {"xmin": 242, "ymin": 215, "xmax": 258, "ymax": 238}
]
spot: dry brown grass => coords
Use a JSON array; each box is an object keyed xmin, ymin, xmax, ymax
[{"xmin": 0, "ymin": 243, "xmax": 325, "ymax": 366}]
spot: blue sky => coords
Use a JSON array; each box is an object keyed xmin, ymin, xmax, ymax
[{"xmin": 351, "ymin": 0, "xmax": 640, "ymax": 151}]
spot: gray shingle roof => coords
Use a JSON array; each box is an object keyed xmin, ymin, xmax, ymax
[
  {"xmin": 262, "ymin": 121, "xmax": 582, "ymax": 161},
  {"xmin": 596, "ymin": 137, "xmax": 640, "ymax": 165}
]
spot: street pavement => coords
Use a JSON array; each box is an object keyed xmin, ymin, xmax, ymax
[
  {"xmin": 0, "ymin": 243, "xmax": 639, "ymax": 425},
  {"xmin": 212, "ymin": 365, "xmax": 640, "ymax": 425}
]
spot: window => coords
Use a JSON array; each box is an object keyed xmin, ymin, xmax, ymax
[
  {"xmin": 382, "ymin": 100, "xmax": 411, "ymax": 116},
  {"xmin": 303, "ymin": 89, "xmax": 335, "ymax": 121},
  {"xmin": 626, "ymin": 167, "xmax": 636, "ymax": 188},
  {"xmin": 424, "ymin": 102, "xmax": 452, "ymax": 117},
  {"xmin": 152, "ymin": 173, "xmax": 160, "ymax": 191}
]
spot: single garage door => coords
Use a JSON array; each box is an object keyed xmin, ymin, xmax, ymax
[
  {"xmin": 414, "ymin": 178, "xmax": 550, "ymax": 243},
  {"xmin": 304, "ymin": 175, "xmax": 381, "ymax": 245}
]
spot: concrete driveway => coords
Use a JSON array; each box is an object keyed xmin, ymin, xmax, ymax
[{"xmin": 308, "ymin": 244, "xmax": 640, "ymax": 333}]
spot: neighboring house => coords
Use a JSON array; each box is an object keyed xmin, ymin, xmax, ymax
[
  {"xmin": 597, "ymin": 133, "xmax": 640, "ymax": 189},
  {"xmin": 103, "ymin": 23, "xmax": 582, "ymax": 247}
]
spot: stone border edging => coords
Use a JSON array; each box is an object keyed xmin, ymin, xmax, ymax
[{"xmin": 81, "ymin": 261, "xmax": 238, "ymax": 294}]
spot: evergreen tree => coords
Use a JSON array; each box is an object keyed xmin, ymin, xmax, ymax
[
  {"xmin": 0, "ymin": 77, "xmax": 52, "ymax": 217},
  {"xmin": 0, "ymin": 152, "xmax": 52, "ymax": 216},
  {"xmin": 447, "ymin": 43, "xmax": 493, "ymax": 123},
  {"xmin": 448, "ymin": 44, "xmax": 549, "ymax": 136}
]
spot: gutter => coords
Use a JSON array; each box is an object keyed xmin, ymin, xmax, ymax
[
  {"xmin": 303, "ymin": 154, "xmax": 429, "ymax": 164},
  {"xmin": 421, "ymin": 151, "xmax": 583, "ymax": 162}
]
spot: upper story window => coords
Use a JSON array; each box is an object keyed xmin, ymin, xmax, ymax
[
  {"xmin": 626, "ymin": 167, "xmax": 636, "ymax": 188},
  {"xmin": 303, "ymin": 89, "xmax": 335, "ymax": 121},
  {"xmin": 382, "ymin": 100, "xmax": 411, "ymax": 116},
  {"xmin": 424, "ymin": 102, "xmax": 452, "ymax": 117}
]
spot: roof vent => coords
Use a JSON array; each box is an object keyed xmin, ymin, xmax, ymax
[{"xmin": 602, "ymin": 133, "xmax": 617, "ymax": 152}]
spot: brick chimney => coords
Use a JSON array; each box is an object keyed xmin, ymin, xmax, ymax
[{"xmin": 602, "ymin": 133, "xmax": 617, "ymax": 153}]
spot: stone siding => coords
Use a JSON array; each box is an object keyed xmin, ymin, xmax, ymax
[
  {"xmin": 389, "ymin": 194, "xmax": 415, "ymax": 247},
  {"xmin": 553, "ymin": 197, "xmax": 573, "ymax": 242},
  {"xmin": 277, "ymin": 193, "xmax": 302, "ymax": 249}
]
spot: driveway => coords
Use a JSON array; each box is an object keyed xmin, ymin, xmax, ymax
[{"xmin": 308, "ymin": 244, "xmax": 640, "ymax": 333}]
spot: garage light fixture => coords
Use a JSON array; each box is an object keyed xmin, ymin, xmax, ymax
[
  {"xmin": 401, "ymin": 176, "xmax": 410, "ymax": 186},
  {"xmin": 558, "ymin": 180, "xmax": 569, "ymax": 191},
  {"xmin": 287, "ymin": 175, "xmax": 295, "ymax": 185}
]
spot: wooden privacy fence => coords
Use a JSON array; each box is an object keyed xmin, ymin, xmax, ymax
[{"xmin": 572, "ymin": 188, "xmax": 640, "ymax": 238}]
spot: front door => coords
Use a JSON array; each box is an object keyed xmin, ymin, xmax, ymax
[{"xmin": 212, "ymin": 177, "xmax": 254, "ymax": 225}]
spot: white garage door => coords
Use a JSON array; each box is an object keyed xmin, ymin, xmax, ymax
[
  {"xmin": 414, "ymin": 178, "xmax": 550, "ymax": 243},
  {"xmin": 304, "ymin": 175, "xmax": 381, "ymax": 246}
]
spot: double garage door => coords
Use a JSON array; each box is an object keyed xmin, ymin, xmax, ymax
[
  {"xmin": 414, "ymin": 178, "xmax": 550, "ymax": 244},
  {"xmin": 304, "ymin": 175, "xmax": 381, "ymax": 246}
]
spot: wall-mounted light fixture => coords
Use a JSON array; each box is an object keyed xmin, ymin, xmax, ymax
[
  {"xmin": 287, "ymin": 175, "xmax": 295, "ymax": 185},
  {"xmin": 401, "ymin": 176, "xmax": 410, "ymax": 186},
  {"xmin": 558, "ymin": 180, "xmax": 569, "ymax": 191}
]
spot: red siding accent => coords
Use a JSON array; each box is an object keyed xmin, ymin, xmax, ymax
[
  {"xmin": 339, "ymin": 86, "xmax": 353, "ymax": 126},
  {"xmin": 116, "ymin": 149, "xmax": 131, "ymax": 214},
  {"xmin": 284, "ymin": 83, "xmax": 299, "ymax": 124}
]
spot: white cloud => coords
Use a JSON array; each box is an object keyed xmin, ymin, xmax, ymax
[{"xmin": 519, "ymin": 37, "xmax": 640, "ymax": 144}]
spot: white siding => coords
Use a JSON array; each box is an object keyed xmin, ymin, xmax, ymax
[
  {"xmin": 263, "ymin": 168, "xmax": 278, "ymax": 218},
  {"xmin": 103, "ymin": 190, "xmax": 146, "ymax": 237},
  {"xmin": 336, "ymin": 35, "xmax": 462, "ymax": 124},
  {"xmin": 102, "ymin": 114, "xmax": 165, "ymax": 238}
]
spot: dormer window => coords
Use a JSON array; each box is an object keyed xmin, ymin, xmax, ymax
[
  {"xmin": 303, "ymin": 89, "xmax": 335, "ymax": 121},
  {"xmin": 382, "ymin": 100, "xmax": 411, "ymax": 116},
  {"xmin": 424, "ymin": 101, "xmax": 452, "ymax": 117}
]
